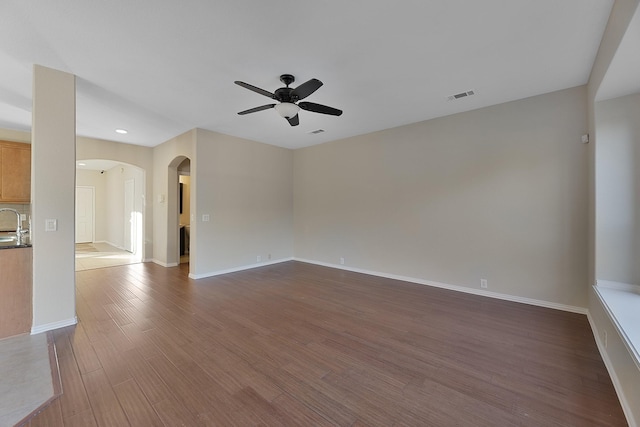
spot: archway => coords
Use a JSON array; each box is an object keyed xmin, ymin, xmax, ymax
[
  {"xmin": 178, "ymin": 158, "xmax": 191, "ymax": 265},
  {"xmin": 75, "ymin": 159, "xmax": 145, "ymax": 270},
  {"xmin": 167, "ymin": 155, "xmax": 193, "ymax": 273}
]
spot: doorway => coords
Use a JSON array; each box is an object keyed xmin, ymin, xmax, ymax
[
  {"xmin": 178, "ymin": 159, "xmax": 191, "ymax": 264},
  {"xmin": 75, "ymin": 160, "xmax": 145, "ymax": 271},
  {"xmin": 75, "ymin": 186, "xmax": 94, "ymax": 243},
  {"xmin": 124, "ymin": 178, "xmax": 135, "ymax": 253}
]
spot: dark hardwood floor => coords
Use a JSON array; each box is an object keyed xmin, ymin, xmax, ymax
[{"xmin": 25, "ymin": 261, "xmax": 627, "ymax": 426}]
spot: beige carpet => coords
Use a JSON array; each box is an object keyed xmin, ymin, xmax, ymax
[{"xmin": 0, "ymin": 333, "xmax": 60, "ymax": 427}]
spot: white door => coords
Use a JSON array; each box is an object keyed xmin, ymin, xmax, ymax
[
  {"xmin": 124, "ymin": 179, "xmax": 135, "ymax": 253},
  {"xmin": 76, "ymin": 186, "xmax": 95, "ymax": 243}
]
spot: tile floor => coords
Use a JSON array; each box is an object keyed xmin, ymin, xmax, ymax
[
  {"xmin": 0, "ymin": 333, "xmax": 57, "ymax": 427},
  {"xmin": 75, "ymin": 242, "xmax": 139, "ymax": 271}
]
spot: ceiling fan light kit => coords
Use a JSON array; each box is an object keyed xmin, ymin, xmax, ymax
[
  {"xmin": 235, "ymin": 74, "xmax": 342, "ymax": 127},
  {"xmin": 274, "ymin": 102, "xmax": 300, "ymax": 119}
]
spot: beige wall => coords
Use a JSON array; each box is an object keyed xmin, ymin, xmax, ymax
[
  {"xmin": 77, "ymin": 165, "xmax": 142, "ymax": 248},
  {"xmin": 77, "ymin": 136, "xmax": 154, "ymax": 169},
  {"xmin": 151, "ymin": 128, "xmax": 293, "ymax": 276},
  {"xmin": 191, "ymin": 129, "xmax": 293, "ymax": 277},
  {"xmin": 104, "ymin": 164, "xmax": 144, "ymax": 252},
  {"xmin": 0, "ymin": 128, "xmax": 30, "ymax": 144},
  {"xmin": 595, "ymin": 93, "xmax": 640, "ymax": 285},
  {"xmin": 77, "ymin": 136, "xmax": 153, "ymax": 259},
  {"xmin": 152, "ymin": 129, "xmax": 195, "ymax": 267},
  {"xmin": 295, "ymin": 86, "xmax": 589, "ymax": 308}
]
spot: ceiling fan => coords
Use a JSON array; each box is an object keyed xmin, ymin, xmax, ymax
[{"xmin": 234, "ymin": 74, "xmax": 342, "ymax": 126}]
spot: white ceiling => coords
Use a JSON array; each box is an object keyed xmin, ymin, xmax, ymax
[{"xmin": 0, "ymin": 0, "xmax": 615, "ymax": 149}]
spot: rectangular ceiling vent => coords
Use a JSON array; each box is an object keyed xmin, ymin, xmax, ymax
[
  {"xmin": 308, "ymin": 129, "xmax": 325, "ymax": 135},
  {"xmin": 448, "ymin": 90, "xmax": 475, "ymax": 101}
]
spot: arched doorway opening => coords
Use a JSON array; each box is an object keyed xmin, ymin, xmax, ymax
[
  {"xmin": 178, "ymin": 158, "xmax": 191, "ymax": 265},
  {"xmin": 166, "ymin": 155, "xmax": 193, "ymax": 273},
  {"xmin": 75, "ymin": 159, "xmax": 145, "ymax": 270}
]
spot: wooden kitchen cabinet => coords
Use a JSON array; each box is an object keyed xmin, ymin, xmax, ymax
[
  {"xmin": 0, "ymin": 247, "xmax": 32, "ymax": 338},
  {"xmin": 0, "ymin": 140, "xmax": 31, "ymax": 203}
]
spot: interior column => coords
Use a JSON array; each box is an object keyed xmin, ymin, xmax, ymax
[{"xmin": 31, "ymin": 65, "xmax": 77, "ymax": 332}]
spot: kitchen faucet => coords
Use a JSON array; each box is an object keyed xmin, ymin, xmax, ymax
[{"xmin": 0, "ymin": 208, "xmax": 25, "ymax": 244}]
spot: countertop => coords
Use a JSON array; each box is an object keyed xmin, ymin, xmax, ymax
[
  {"xmin": 0, "ymin": 242, "xmax": 32, "ymax": 249},
  {"xmin": 0, "ymin": 232, "xmax": 31, "ymax": 249}
]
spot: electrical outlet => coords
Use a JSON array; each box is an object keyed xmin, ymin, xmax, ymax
[
  {"xmin": 604, "ymin": 330, "xmax": 608, "ymax": 348},
  {"xmin": 340, "ymin": 257, "xmax": 345, "ymax": 265},
  {"xmin": 480, "ymin": 279, "xmax": 488, "ymax": 288},
  {"xmin": 202, "ymin": 214, "xmax": 210, "ymax": 222},
  {"xmin": 268, "ymin": 254, "xmax": 271, "ymax": 260},
  {"xmin": 257, "ymin": 255, "xmax": 261, "ymax": 262}
]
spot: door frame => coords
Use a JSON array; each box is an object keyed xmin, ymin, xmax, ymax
[
  {"xmin": 75, "ymin": 186, "xmax": 95, "ymax": 243},
  {"xmin": 124, "ymin": 178, "xmax": 135, "ymax": 253}
]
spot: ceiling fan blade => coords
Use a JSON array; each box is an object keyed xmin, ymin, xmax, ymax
[
  {"xmin": 237, "ymin": 104, "xmax": 275, "ymax": 115},
  {"xmin": 287, "ymin": 114, "xmax": 299, "ymax": 126},
  {"xmin": 291, "ymin": 79, "xmax": 323, "ymax": 100},
  {"xmin": 234, "ymin": 81, "xmax": 275, "ymax": 99},
  {"xmin": 298, "ymin": 102, "xmax": 343, "ymax": 116}
]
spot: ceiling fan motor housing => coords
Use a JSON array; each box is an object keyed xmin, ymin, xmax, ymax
[{"xmin": 274, "ymin": 87, "xmax": 296, "ymax": 102}]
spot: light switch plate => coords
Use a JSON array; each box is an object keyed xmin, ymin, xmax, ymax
[{"xmin": 45, "ymin": 219, "xmax": 57, "ymax": 232}]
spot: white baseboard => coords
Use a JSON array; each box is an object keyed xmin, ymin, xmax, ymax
[
  {"xmin": 152, "ymin": 259, "xmax": 179, "ymax": 267},
  {"xmin": 103, "ymin": 240, "xmax": 127, "ymax": 251},
  {"xmin": 587, "ymin": 311, "xmax": 638, "ymax": 427},
  {"xmin": 189, "ymin": 257, "xmax": 294, "ymax": 279},
  {"xmin": 98, "ymin": 240, "xmax": 117, "ymax": 248},
  {"xmin": 31, "ymin": 316, "xmax": 77, "ymax": 335},
  {"xmin": 293, "ymin": 258, "xmax": 587, "ymax": 314}
]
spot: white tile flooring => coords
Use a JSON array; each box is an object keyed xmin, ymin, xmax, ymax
[
  {"xmin": 0, "ymin": 333, "xmax": 54, "ymax": 427},
  {"xmin": 75, "ymin": 242, "xmax": 139, "ymax": 271}
]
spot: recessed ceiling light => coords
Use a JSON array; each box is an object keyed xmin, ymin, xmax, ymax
[{"xmin": 115, "ymin": 129, "xmax": 128, "ymax": 134}]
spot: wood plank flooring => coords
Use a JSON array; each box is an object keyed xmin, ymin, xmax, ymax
[{"xmin": 25, "ymin": 261, "xmax": 627, "ymax": 426}]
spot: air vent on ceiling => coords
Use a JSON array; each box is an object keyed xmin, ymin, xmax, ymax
[
  {"xmin": 308, "ymin": 129, "xmax": 325, "ymax": 135},
  {"xmin": 447, "ymin": 90, "xmax": 475, "ymax": 101}
]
